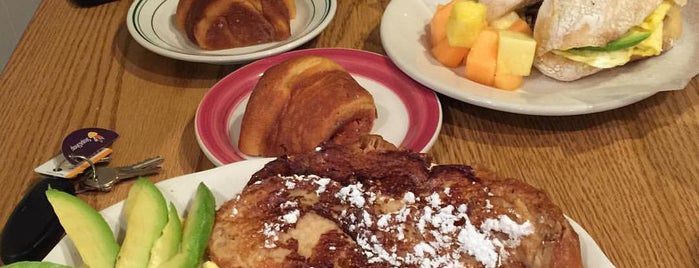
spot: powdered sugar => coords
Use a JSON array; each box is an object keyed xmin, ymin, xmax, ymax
[
  {"xmin": 426, "ymin": 192, "xmax": 442, "ymax": 208},
  {"xmin": 260, "ymin": 174, "xmax": 334, "ymax": 248},
  {"xmin": 262, "ymin": 208, "xmax": 301, "ymax": 248},
  {"xmin": 481, "ymin": 215, "xmax": 534, "ymax": 243},
  {"xmin": 256, "ymin": 174, "xmax": 536, "ymax": 267},
  {"xmin": 457, "ymin": 222, "xmax": 499, "ymax": 266},
  {"xmin": 376, "ymin": 206, "xmax": 410, "ymax": 241},
  {"xmin": 284, "ymin": 180, "xmax": 296, "ymax": 189},
  {"xmin": 403, "ymin": 192, "xmax": 416, "ymax": 204},
  {"xmin": 369, "ymin": 191, "xmax": 534, "ymax": 268},
  {"xmin": 281, "ymin": 200, "xmax": 297, "ymax": 209},
  {"xmin": 335, "ymin": 182, "xmax": 366, "ymax": 207},
  {"xmin": 281, "ymin": 209, "xmax": 300, "ymax": 224},
  {"xmin": 485, "ymin": 199, "xmax": 494, "ymax": 211},
  {"xmin": 314, "ymin": 178, "xmax": 331, "ymax": 194},
  {"xmin": 230, "ymin": 207, "xmax": 238, "ymax": 217},
  {"xmin": 262, "ymin": 222, "xmax": 281, "ymax": 248}
]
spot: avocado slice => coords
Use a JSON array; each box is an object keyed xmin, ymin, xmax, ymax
[
  {"xmin": 604, "ymin": 29, "xmax": 652, "ymax": 50},
  {"xmin": 571, "ymin": 28, "xmax": 651, "ymax": 52},
  {"xmin": 157, "ymin": 183, "xmax": 215, "ymax": 268},
  {"xmin": 45, "ymin": 189, "xmax": 119, "ymax": 268},
  {"xmin": 147, "ymin": 203, "xmax": 182, "ymax": 268},
  {"xmin": 1, "ymin": 261, "xmax": 72, "ymax": 268},
  {"xmin": 115, "ymin": 178, "xmax": 169, "ymax": 268}
]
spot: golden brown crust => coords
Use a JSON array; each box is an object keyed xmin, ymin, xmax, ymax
[
  {"xmin": 209, "ymin": 136, "xmax": 583, "ymax": 268},
  {"xmin": 238, "ymin": 56, "xmax": 377, "ymax": 157},
  {"xmin": 175, "ymin": 0, "xmax": 195, "ymax": 33},
  {"xmin": 175, "ymin": 0, "xmax": 293, "ymax": 50}
]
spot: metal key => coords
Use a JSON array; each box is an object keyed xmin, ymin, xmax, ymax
[{"xmin": 77, "ymin": 157, "xmax": 163, "ymax": 193}]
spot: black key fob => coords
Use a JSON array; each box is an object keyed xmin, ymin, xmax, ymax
[
  {"xmin": 0, "ymin": 177, "xmax": 75, "ymax": 264},
  {"xmin": 72, "ymin": 0, "xmax": 117, "ymax": 7}
]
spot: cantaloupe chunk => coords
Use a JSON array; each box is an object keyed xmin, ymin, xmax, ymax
[
  {"xmin": 429, "ymin": 2, "xmax": 455, "ymax": 46},
  {"xmin": 431, "ymin": 38, "xmax": 470, "ymax": 68},
  {"xmin": 465, "ymin": 29, "xmax": 499, "ymax": 86},
  {"xmin": 493, "ymin": 73, "xmax": 523, "ymax": 90},
  {"xmin": 507, "ymin": 19, "xmax": 532, "ymax": 35},
  {"xmin": 284, "ymin": 0, "xmax": 296, "ymax": 19}
]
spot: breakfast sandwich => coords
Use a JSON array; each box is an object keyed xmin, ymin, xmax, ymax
[{"xmin": 532, "ymin": 0, "xmax": 686, "ymax": 81}]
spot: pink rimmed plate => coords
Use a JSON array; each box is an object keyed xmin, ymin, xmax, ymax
[{"xmin": 195, "ymin": 48, "xmax": 443, "ymax": 166}]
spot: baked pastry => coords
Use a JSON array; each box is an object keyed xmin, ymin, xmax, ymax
[
  {"xmin": 208, "ymin": 135, "xmax": 584, "ymax": 267},
  {"xmin": 238, "ymin": 56, "xmax": 377, "ymax": 157},
  {"xmin": 175, "ymin": 0, "xmax": 295, "ymax": 50}
]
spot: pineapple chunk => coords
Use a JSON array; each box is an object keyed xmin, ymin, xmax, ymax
[
  {"xmin": 491, "ymin": 11, "xmax": 521, "ymax": 30},
  {"xmin": 446, "ymin": 0, "xmax": 487, "ymax": 48},
  {"xmin": 496, "ymin": 30, "xmax": 536, "ymax": 76}
]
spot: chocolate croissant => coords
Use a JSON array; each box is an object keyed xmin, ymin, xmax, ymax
[
  {"xmin": 238, "ymin": 56, "xmax": 378, "ymax": 157},
  {"xmin": 175, "ymin": 0, "xmax": 295, "ymax": 50}
]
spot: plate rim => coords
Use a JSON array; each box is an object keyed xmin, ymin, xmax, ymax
[
  {"xmin": 126, "ymin": 0, "xmax": 338, "ymax": 64},
  {"xmin": 195, "ymin": 47, "xmax": 443, "ymax": 166},
  {"xmin": 379, "ymin": 0, "xmax": 667, "ymax": 116}
]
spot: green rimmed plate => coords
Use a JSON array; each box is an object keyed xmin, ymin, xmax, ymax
[{"xmin": 126, "ymin": 0, "xmax": 336, "ymax": 64}]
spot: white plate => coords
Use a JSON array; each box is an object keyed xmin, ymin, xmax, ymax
[
  {"xmin": 126, "ymin": 0, "xmax": 336, "ymax": 64},
  {"xmin": 195, "ymin": 48, "xmax": 442, "ymax": 166},
  {"xmin": 380, "ymin": 0, "xmax": 699, "ymax": 116},
  {"xmin": 43, "ymin": 158, "xmax": 615, "ymax": 267}
]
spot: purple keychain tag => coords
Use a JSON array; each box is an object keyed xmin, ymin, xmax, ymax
[{"xmin": 61, "ymin": 128, "xmax": 119, "ymax": 165}]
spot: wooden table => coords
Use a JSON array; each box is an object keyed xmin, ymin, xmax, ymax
[{"xmin": 1, "ymin": 0, "xmax": 697, "ymax": 267}]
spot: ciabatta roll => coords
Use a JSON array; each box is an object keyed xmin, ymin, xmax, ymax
[
  {"xmin": 479, "ymin": 0, "xmax": 542, "ymax": 22},
  {"xmin": 533, "ymin": 0, "xmax": 685, "ymax": 81}
]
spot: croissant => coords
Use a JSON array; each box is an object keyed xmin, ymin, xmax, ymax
[
  {"xmin": 209, "ymin": 135, "xmax": 584, "ymax": 268},
  {"xmin": 238, "ymin": 56, "xmax": 378, "ymax": 157},
  {"xmin": 175, "ymin": 0, "xmax": 295, "ymax": 50}
]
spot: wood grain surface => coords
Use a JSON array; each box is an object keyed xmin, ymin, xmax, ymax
[{"xmin": 0, "ymin": 0, "xmax": 698, "ymax": 267}]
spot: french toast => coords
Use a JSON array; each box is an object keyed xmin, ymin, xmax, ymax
[{"xmin": 208, "ymin": 135, "xmax": 583, "ymax": 267}]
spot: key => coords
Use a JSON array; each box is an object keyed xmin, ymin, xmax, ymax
[
  {"xmin": 77, "ymin": 157, "xmax": 163, "ymax": 193},
  {"xmin": 95, "ymin": 156, "xmax": 112, "ymax": 164}
]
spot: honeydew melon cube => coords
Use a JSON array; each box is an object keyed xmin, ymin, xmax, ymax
[{"xmin": 496, "ymin": 30, "xmax": 537, "ymax": 76}]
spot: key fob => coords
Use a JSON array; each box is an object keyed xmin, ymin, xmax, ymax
[
  {"xmin": 72, "ymin": 0, "xmax": 117, "ymax": 7},
  {"xmin": 0, "ymin": 177, "xmax": 75, "ymax": 264}
]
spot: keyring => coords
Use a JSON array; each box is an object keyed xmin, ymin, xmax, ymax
[{"xmin": 67, "ymin": 155, "xmax": 97, "ymax": 182}]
